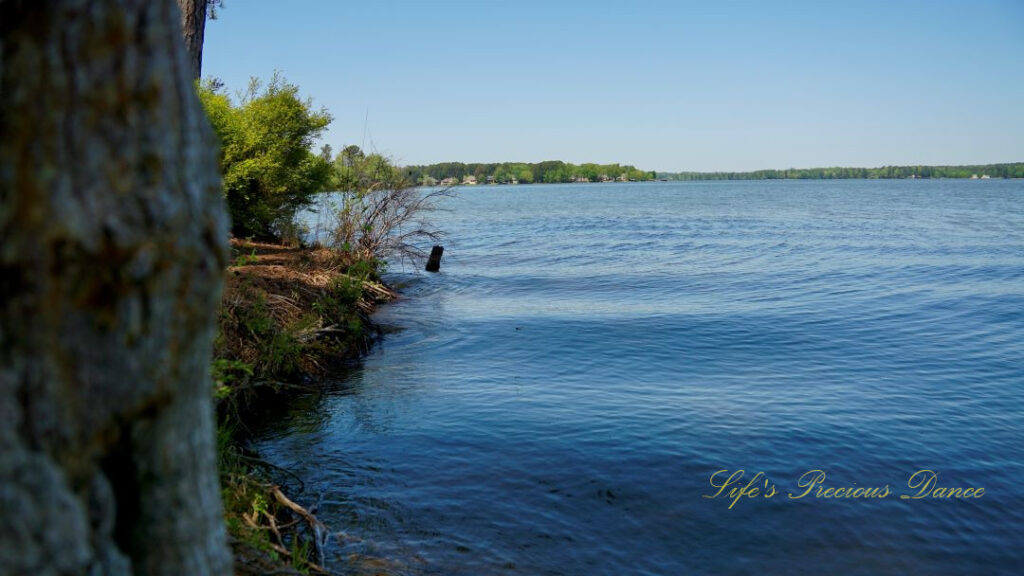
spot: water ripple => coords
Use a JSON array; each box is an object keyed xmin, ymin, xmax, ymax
[{"xmin": 266, "ymin": 180, "xmax": 1024, "ymax": 575}]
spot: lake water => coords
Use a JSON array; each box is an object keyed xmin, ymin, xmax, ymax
[{"xmin": 262, "ymin": 180, "xmax": 1024, "ymax": 575}]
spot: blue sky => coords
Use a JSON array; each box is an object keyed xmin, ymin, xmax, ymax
[{"xmin": 203, "ymin": 0, "xmax": 1024, "ymax": 172}]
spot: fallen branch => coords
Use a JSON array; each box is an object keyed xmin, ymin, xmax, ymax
[
  {"xmin": 272, "ymin": 486, "xmax": 330, "ymax": 569},
  {"xmin": 293, "ymin": 325, "xmax": 347, "ymax": 343},
  {"xmin": 239, "ymin": 506, "xmax": 331, "ymax": 575},
  {"xmin": 362, "ymin": 279, "xmax": 397, "ymax": 301}
]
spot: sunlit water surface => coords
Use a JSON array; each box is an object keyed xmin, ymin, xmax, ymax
[{"xmin": 261, "ymin": 180, "xmax": 1024, "ymax": 575}]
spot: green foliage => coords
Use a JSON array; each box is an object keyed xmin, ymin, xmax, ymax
[
  {"xmin": 290, "ymin": 538, "xmax": 313, "ymax": 574},
  {"xmin": 658, "ymin": 162, "xmax": 1024, "ymax": 181},
  {"xmin": 409, "ymin": 161, "xmax": 1024, "ymax": 184},
  {"xmin": 217, "ymin": 420, "xmax": 280, "ymax": 560},
  {"xmin": 212, "ymin": 358, "xmax": 254, "ymax": 399},
  {"xmin": 404, "ymin": 160, "xmax": 657, "ymax": 185},
  {"xmin": 234, "ymin": 289, "xmax": 304, "ymax": 378},
  {"xmin": 333, "ymin": 145, "xmax": 406, "ymax": 193},
  {"xmin": 198, "ymin": 73, "xmax": 333, "ymax": 240},
  {"xmin": 346, "ymin": 258, "xmax": 378, "ymax": 279},
  {"xmin": 233, "ymin": 248, "xmax": 259, "ymax": 267},
  {"xmin": 263, "ymin": 331, "xmax": 303, "ymax": 377},
  {"xmin": 314, "ymin": 275, "xmax": 363, "ymax": 318},
  {"xmin": 239, "ymin": 290, "xmax": 274, "ymax": 338}
]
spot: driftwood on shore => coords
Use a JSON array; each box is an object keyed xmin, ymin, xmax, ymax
[
  {"xmin": 272, "ymin": 486, "xmax": 330, "ymax": 570},
  {"xmin": 238, "ymin": 484, "xmax": 332, "ymax": 574}
]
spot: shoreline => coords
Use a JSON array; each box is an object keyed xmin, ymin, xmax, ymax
[
  {"xmin": 215, "ymin": 238, "xmax": 396, "ymax": 575},
  {"xmin": 420, "ymin": 175, "xmax": 1024, "ymax": 188}
]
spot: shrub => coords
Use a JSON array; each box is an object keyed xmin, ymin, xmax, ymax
[
  {"xmin": 322, "ymin": 146, "xmax": 450, "ymax": 270},
  {"xmin": 198, "ymin": 73, "xmax": 332, "ymax": 240}
]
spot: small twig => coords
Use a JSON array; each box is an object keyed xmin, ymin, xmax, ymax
[{"xmin": 267, "ymin": 513, "xmax": 284, "ymax": 547}]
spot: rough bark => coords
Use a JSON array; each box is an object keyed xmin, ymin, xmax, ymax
[
  {"xmin": 0, "ymin": 1, "xmax": 231, "ymax": 574},
  {"xmin": 177, "ymin": 0, "xmax": 208, "ymax": 80}
]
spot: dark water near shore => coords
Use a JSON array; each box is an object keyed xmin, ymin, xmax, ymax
[{"xmin": 264, "ymin": 180, "xmax": 1024, "ymax": 575}]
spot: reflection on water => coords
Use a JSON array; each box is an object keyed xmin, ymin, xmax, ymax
[{"xmin": 258, "ymin": 180, "xmax": 1024, "ymax": 575}]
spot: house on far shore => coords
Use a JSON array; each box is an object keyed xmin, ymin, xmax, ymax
[
  {"xmin": 440, "ymin": 177, "xmax": 459, "ymax": 186},
  {"xmin": 463, "ymin": 175, "xmax": 478, "ymax": 185}
]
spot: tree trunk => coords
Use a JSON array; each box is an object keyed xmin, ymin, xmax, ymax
[
  {"xmin": 0, "ymin": 1, "xmax": 231, "ymax": 574},
  {"xmin": 177, "ymin": 0, "xmax": 208, "ymax": 80}
]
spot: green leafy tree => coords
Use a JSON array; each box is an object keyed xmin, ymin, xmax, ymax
[
  {"xmin": 333, "ymin": 146, "xmax": 405, "ymax": 193},
  {"xmin": 198, "ymin": 73, "xmax": 332, "ymax": 240},
  {"xmin": 660, "ymin": 162, "xmax": 1023, "ymax": 181},
  {"xmin": 404, "ymin": 160, "xmax": 660, "ymax": 185}
]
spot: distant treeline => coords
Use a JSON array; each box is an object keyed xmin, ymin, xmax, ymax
[
  {"xmin": 658, "ymin": 163, "xmax": 1024, "ymax": 181},
  {"xmin": 404, "ymin": 161, "xmax": 657, "ymax": 185}
]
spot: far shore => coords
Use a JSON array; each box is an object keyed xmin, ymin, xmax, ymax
[{"xmin": 415, "ymin": 175, "xmax": 1024, "ymax": 188}]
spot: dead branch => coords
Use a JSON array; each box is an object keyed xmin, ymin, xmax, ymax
[{"xmin": 272, "ymin": 486, "xmax": 329, "ymax": 569}]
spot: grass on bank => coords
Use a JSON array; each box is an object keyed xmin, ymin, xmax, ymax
[
  {"xmin": 213, "ymin": 239, "xmax": 395, "ymax": 575},
  {"xmin": 214, "ymin": 239, "xmax": 393, "ymax": 394}
]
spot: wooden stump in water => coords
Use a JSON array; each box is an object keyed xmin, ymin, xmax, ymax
[{"xmin": 425, "ymin": 245, "xmax": 444, "ymax": 272}]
